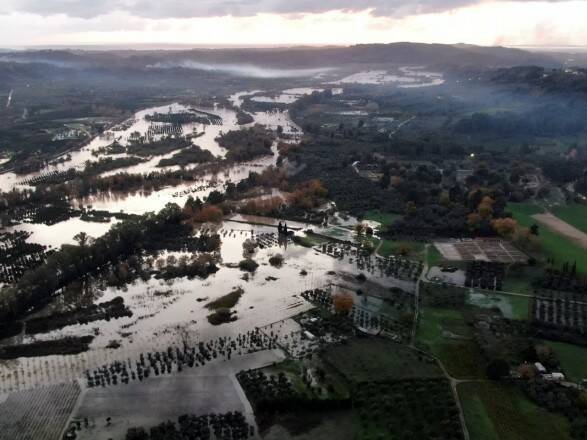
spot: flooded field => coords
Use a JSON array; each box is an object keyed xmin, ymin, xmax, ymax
[
  {"xmin": 0, "ymin": 83, "xmax": 423, "ymax": 440},
  {"xmin": 0, "ymin": 214, "xmax": 417, "ymax": 393},
  {"xmin": 331, "ymin": 66, "xmax": 444, "ymax": 87}
]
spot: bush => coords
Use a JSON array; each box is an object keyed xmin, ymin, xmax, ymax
[
  {"xmin": 239, "ymin": 259, "xmax": 259, "ymax": 272},
  {"xmin": 269, "ymin": 254, "xmax": 284, "ymax": 267},
  {"xmin": 486, "ymin": 358, "xmax": 510, "ymax": 380}
]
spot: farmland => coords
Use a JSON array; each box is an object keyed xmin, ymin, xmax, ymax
[
  {"xmin": 508, "ymin": 203, "xmax": 587, "ymax": 274},
  {"xmin": 458, "ymin": 382, "xmax": 572, "ymax": 440}
]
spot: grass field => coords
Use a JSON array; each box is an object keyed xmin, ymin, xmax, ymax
[
  {"xmin": 552, "ymin": 203, "xmax": 587, "ymax": 234},
  {"xmin": 466, "ymin": 291, "xmax": 529, "ymax": 320},
  {"xmin": 363, "ymin": 210, "xmax": 401, "ymax": 227},
  {"xmin": 542, "ymin": 340, "xmax": 587, "ymax": 382},
  {"xmin": 426, "ymin": 245, "xmax": 444, "ymax": 267},
  {"xmin": 502, "ymin": 265, "xmax": 542, "ymax": 295},
  {"xmin": 508, "ymin": 203, "xmax": 587, "ymax": 274},
  {"xmin": 323, "ymin": 338, "xmax": 441, "ymax": 383},
  {"xmin": 416, "ymin": 306, "xmax": 486, "ymax": 379},
  {"xmin": 458, "ymin": 382, "xmax": 572, "ymax": 440},
  {"xmin": 376, "ymin": 239, "xmax": 425, "ymax": 259},
  {"xmin": 295, "ymin": 233, "xmax": 329, "ymax": 248}
]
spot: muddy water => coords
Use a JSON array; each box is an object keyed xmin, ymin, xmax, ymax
[
  {"xmin": 330, "ymin": 66, "xmax": 444, "ymax": 87},
  {"xmin": 0, "ymin": 220, "xmax": 415, "ymax": 393},
  {"xmin": 0, "ymin": 89, "xmax": 419, "ymax": 394},
  {"xmin": 0, "ymin": 91, "xmax": 303, "ymax": 238}
]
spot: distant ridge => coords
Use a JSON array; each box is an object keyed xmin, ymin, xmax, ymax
[{"xmin": 2, "ymin": 42, "xmax": 560, "ymax": 69}]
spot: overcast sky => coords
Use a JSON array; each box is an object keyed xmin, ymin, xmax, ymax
[{"xmin": 0, "ymin": 0, "xmax": 586, "ymax": 47}]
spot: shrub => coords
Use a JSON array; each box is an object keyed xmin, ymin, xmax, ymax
[
  {"xmin": 239, "ymin": 259, "xmax": 259, "ymax": 272},
  {"xmin": 269, "ymin": 254, "xmax": 284, "ymax": 267}
]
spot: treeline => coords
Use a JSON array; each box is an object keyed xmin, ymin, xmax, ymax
[
  {"xmin": 127, "ymin": 137, "xmax": 192, "ymax": 157},
  {"xmin": 0, "ymin": 203, "xmax": 189, "ymax": 321},
  {"xmin": 454, "ymin": 105, "xmax": 587, "ymax": 137},
  {"xmin": 157, "ymin": 145, "xmax": 215, "ymax": 167},
  {"xmin": 83, "ymin": 156, "xmax": 146, "ymax": 175},
  {"xmin": 145, "ymin": 111, "xmax": 221, "ymax": 125}
]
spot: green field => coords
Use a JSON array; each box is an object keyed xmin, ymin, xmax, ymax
[
  {"xmin": 508, "ymin": 203, "xmax": 587, "ymax": 274},
  {"xmin": 466, "ymin": 291, "xmax": 529, "ymax": 320},
  {"xmin": 376, "ymin": 239, "xmax": 425, "ymax": 259},
  {"xmin": 323, "ymin": 338, "xmax": 441, "ymax": 383},
  {"xmin": 416, "ymin": 306, "xmax": 485, "ymax": 379},
  {"xmin": 552, "ymin": 203, "xmax": 587, "ymax": 234},
  {"xmin": 459, "ymin": 382, "xmax": 572, "ymax": 440},
  {"xmin": 295, "ymin": 233, "xmax": 329, "ymax": 248},
  {"xmin": 363, "ymin": 210, "xmax": 401, "ymax": 227},
  {"xmin": 502, "ymin": 265, "xmax": 542, "ymax": 295},
  {"xmin": 543, "ymin": 340, "xmax": 587, "ymax": 382},
  {"xmin": 426, "ymin": 245, "xmax": 444, "ymax": 267}
]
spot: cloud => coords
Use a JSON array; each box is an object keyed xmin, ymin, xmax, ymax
[
  {"xmin": 148, "ymin": 60, "xmax": 333, "ymax": 77},
  {"xmin": 0, "ymin": 0, "xmax": 565, "ymax": 19}
]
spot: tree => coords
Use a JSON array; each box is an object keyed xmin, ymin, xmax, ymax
[
  {"xmin": 492, "ymin": 217, "xmax": 518, "ymax": 238},
  {"xmin": 477, "ymin": 196, "xmax": 495, "ymax": 220},
  {"xmin": 467, "ymin": 212, "xmax": 481, "ymax": 231},
  {"xmin": 333, "ymin": 292, "xmax": 354, "ymax": 315},
  {"xmin": 192, "ymin": 205, "xmax": 223, "ymax": 223},
  {"xmin": 486, "ymin": 358, "xmax": 510, "ymax": 380},
  {"xmin": 354, "ymin": 223, "xmax": 365, "ymax": 236},
  {"xmin": 518, "ymin": 363, "xmax": 537, "ymax": 380},
  {"xmin": 126, "ymin": 427, "xmax": 148, "ymax": 440}
]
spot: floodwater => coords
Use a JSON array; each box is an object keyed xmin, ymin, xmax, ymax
[
  {"xmin": 0, "ymin": 90, "xmax": 303, "ymax": 235},
  {"xmin": 330, "ymin": 66, "xmax": 444, "ymax": 87},
  {"xmin": 0, "ymin": 87, "xmax": 419, "ymax": 398},
  {"xmin": 250, "ymin": 87, "xmax": 342, "ymax": 104},
  {"xmin": 0, "ymin": 219, "xmax": 416, "ymax": 393}
]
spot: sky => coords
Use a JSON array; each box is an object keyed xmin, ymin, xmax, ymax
[{"xmin": 0, "ymin": 0, "xmax": 586, "ymax": 48}]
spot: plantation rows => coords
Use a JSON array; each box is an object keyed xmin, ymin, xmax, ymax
[
  {"xmin": 532, "ymin": 295, "xmax": 586, "ymax": 332},
  {"xmin": 85, "ymin": 329, "xmax": 281, "ymax": 389},
  {"xmin": 255, "ymin": 232, "xmax": 292, "ymax": 249},
  {"xmin": 0, "ymin": 382, "xmax": 80, "ymax": 440},
  {"xmin": 146, "ymin": 122, "xmax": 184, "ymax": 138},
  {"xmin": 465, "ymin": 262, "xmax": 505, "ymax": 290},
  {"xmin": 18, "ymin": 168, "xmax": 78, "ymax": 186},
  {"xmin": 317, "ymin": 242, "xmax": 422, "ymax": 281},
  {"xmin": 0, "ymin": 231, "xmax": 49, "ymax": 284},
  {"xmin": 354, "ymin": 379, "xmax": 463, "ymax": 440},
  {"xmin": 123, "ymin": 412, "xmax": 255, "ymax": 440},
  {"xmin": 537, "ymin": 266, "xmax": 587, "ymax": 293},
  {"xmin": 237, "ymin": 370, "xmax": 295, "ymax": 403},
  {"xmin": 6, "ymin": 203, "xmax": 77, "ymax": 226}
]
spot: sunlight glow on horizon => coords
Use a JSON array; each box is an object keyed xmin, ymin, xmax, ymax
[{"xmin": 1, "ymin": 1, "xmax": 587, "ymax": 48}]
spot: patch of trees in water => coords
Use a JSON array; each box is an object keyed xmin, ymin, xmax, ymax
[
  {"xmin": 91, "ymin": 141, "xmax": 126, "ymax": 156},
  {"xmin": 155, "ymin": 253, "xmax": 219, "ymax": 281},
  {"xmin": 24, "ymin": 296, "xmax": 132, "ymax": 335},
  {"xmin": 85, "ymin": 329, "xmax": 281, "ymax": 388},
  {"xmin": 19, "ymin": 168, "xmax": 78, "ymax": 186},
  {"xmin": 0, "ymin": 203, "xmax": 195, "ymax": 321},
  {"xmin": 0, "ymin": 336, "xmax": 94, "ymax": 359},
  {"xmin": 82, "ymin": 156, "xmax": 146, "ymax": 175},
  {"xmin": 147, "ymin": 110, "xmax": 223, "ymax": 126},
  {"xmin": 216, "ymin": 125, "xmax": 275, "ymax": 162},
  {"xmin": 0, "ymin": 231, "xmax": 49, "ymax": 284},
  {"xmin": 125, "ymin": 412, "xmax": 254, "ymax": 440},
  {"xmin": 157, "ymin": 145, "xmax": 215, "ymax": 167},
  {"xmin": 206, "ymin": 287, "xmax": 244, "ymax": 326},
  {"xmin": 127, "ymin": 136, "xmax": 192, "ymax": 157}
]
